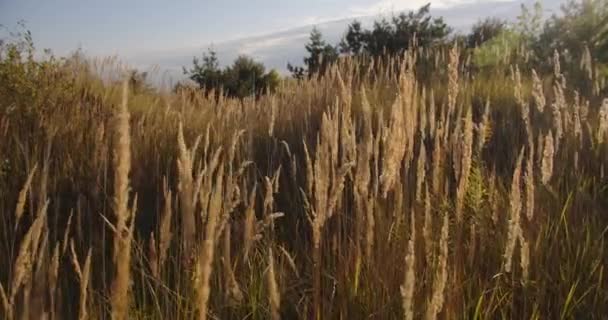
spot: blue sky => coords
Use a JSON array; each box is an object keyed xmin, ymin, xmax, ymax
[{"xmin": 1, "ymin": 0, "xmax": 509, "ymax": 57}]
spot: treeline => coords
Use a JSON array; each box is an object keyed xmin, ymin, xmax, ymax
[{"xmin": 183, "ymin": 0, "xmax": 608, "ymax": 97}]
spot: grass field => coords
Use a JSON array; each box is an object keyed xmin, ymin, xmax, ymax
[{"xmin": 0, "ymin": 39, "xmax": 607, "ymax": 319}]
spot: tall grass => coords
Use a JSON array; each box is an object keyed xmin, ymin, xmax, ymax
[{"xmin": 0, "ymin": 38, "xmax": 607, "ymax": 319}]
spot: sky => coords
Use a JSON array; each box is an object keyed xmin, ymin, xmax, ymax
[{"xmin": 1, "ymin": 0, "xmax": 511, "ymax": 57}]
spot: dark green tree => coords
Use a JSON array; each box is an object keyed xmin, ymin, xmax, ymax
[
  {"xmin": 183, "ymin": 48, "xmax": 224, "ymax": 93},
  {"xmin": 290, "ymin": 27, "xmax": 338, "ymax": 78},
  {"xmin": 467, "ymin": 17, "xmax": 506, "ymax": 48},
  {"xmin": 536, "ymin": 0, "xmax": 608, "ymax": 64},
  {"xmin": 390, "ymin": 3, "xmax": 451, "ymax": 52},
  {"xmin": 339, "ymin": 20, "xmax": 365, "ymax": 55},
  {"xmin": 340, "ymin": 4, "xmax": 451, "ymax": 57},
  {"xmin": 223, "ymin": 55, "xmax": 275, "ymax": 98},
  {"xmin": 185, "ymin": 50, "xmax": 279, "ymax": 99}
]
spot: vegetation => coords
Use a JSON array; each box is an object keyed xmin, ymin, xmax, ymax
[
  {"xmin": 184, "ymin": 49, "xmax": 280, "ymax": 98},
  {"xmin": 1, "ymin": 1, "xmax": 608, "ymax": 319}
]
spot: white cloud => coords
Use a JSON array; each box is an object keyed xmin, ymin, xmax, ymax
[
  {"xmin": 237, "ymin": 33, "xmax": 308, "ymax": 56},
  {"xmin": 301, "ymin": 0, "xmax": 512, "ymax": 26}
]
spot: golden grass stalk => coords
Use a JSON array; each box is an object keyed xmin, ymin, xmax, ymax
[
  {"xmin": 9, "ymin": 199, "xmax": 47, "ymax": 313},
  {"xmin": 110, "ymin": 80, "xmax": 135, "ymax": 320},
  {"xmin": 541, "ymin": 131, "xmax": 554, "ymax": 186},
  {"xmin": 455, "ymin": 108, "xmax": 473, "ymax": 221},
  {"xmin": 158, "ymin": 177, "xmax": 173, "ymax": 273},
  {"xmin": 519, "ymin": 234, "xmax": 530, "ymax": 283},
  {"xmin": 447, "ymin": 45, "xmax": 459, "ymax": 118},
  {"xmin": 243, "ymin": 182, "xmax": 257, "ymax": 261},
  {"xmin": 415, "ymin": 142, "xmax": 426, "ymax": 202},
  {"xmin": 267, "ymin": 247, "xmax": 281, "ymax": 320},
  {"xmin": 70, "ymin": 241, "xmax": 92, "ymax": 320},
  {"xmin": 177, "ymin": 121, "xmax": 201, "ymax": 261},
  {"xmin": 195, "ymin": 161, "xmax": 224, "ymax": 320},
  {"xmin": 423, "ymin": 184, "xmax": 433, "ymax": 266},
  {"xmin": 401, "ymin": 209, "xmax": 416, "ymax": 320},
  {"xmin": 525, "ymin": 147, "xmax": 535, "ymax": 221},
  {"xmin": 425, "ymin": 212, "xmax": 449, "ymax": 320},
  {"xmin": 380, "ymin": 94, "xmax": 406, "ymax": 197},
  {"xmin": 531, "ymin": 69, "xmax": 546, "ymax": 113},
  {"xmin": 14, "ymin": 164, "xmax": 37, "ymax": 227},
  {"xmin": 0, "ymin": 283, "xmax": 8, "ymax": 319},
  {"xmin": 504, "ymin": 148, "xmax": 524, "ymax": 273},
  {"xmin": 598, "ymin": 99, "xmax": 608, "ymax": 144}
]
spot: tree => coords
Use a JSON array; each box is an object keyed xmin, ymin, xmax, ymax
[
  {"xmin": 536, "ymin": 0, "xmax": 608, "ymax": 65},
  {"xmin": 364, "ymin": 19, "xmax": 395, "ymax": 56},
  {"xmin": 467, "ymin": 17, "xmax": 507, "ymax": 48},
  {"xmin": 184, "ymin": 51, "xmax": 279, "ymax": 99},
  {"xmin": 183, "ymin": 48, "xmax": 223, "ymax": 94},
  {"xmin": 390, "ymin": 3, "xmax": 451, "ymax": 51},
  {"xmin": 339, "ymin": 20, "xmax": 365, "ymax": 55},
  {"xmin": 341, "ymin": 3, "xmax": 451, "ymax": 57},
  {"xmin": 290, "ymin": 27, "xmax": 338, "ymax": 78},
  {"xmin": 223, "ymin": 55, "xmax": 275, "ymax": 98}
]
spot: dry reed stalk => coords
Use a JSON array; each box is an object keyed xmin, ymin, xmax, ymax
[
  {"xmin": 598, "ymin": 99, "xmax": 608, "ymax": 144},
  {"xmin": 356, "ymin": 88, "xmax": 374, "ymax": 256},
  {"xmin": 429, "ymin": 90, "xmax": 436, "ymax": 140},
  {"xmin": 419, "ymin": 87, "xmax": 427, "ymax": 139},
  {"xmin": 447, "ymin": 45, "xmax": 459, "ymax": 120},
  {"xmin": 541, "ymin": 131, "xmax": 554, "ymax": 186},
  {"xmin": 415, "ymin": 143, "xmax": 426, "ymax": 202},
  {"xmin": 519, "ymin": 234, "xmax": 530, "ymax": 282},
  {"xmin": 48, "ymin": 244, "xmax": 60, "ymax": 320},
  {"xmin": 573, "ymin": 92, "xmax": 583, "ymax": 146},
  {"xmin": 455, "ymin": 108, "xmax": 473, "ymax": 221},
  {"xmin": 551, "ymin": 74, "xmax": 566, "ymax": 150},
  {"xmin": 222, "ymin": 223, "xmax": 243, "ymax": 303},
  {"xmin": 504, "ymin": 148, "xmax": 524, "ymax": 273},
  {"xmin": 70, "ymin": 242, "xmax": 92, "ymax": 320},
  {"xmin": 431, "ymin": 130, "xmax": 443, "ymax": 196},
  {"xmin": 401, "ymin": 61, "xmax": 418, "ymax": 171},
  {"xmin": 531, "ymin": 70, "xmax": 546, "ymax": 113},
  {"xmin": 177, "ymin": 122, "xmax": 201, "ymax": 261},
  {"xmin": 14, "ymin": 164, "xmax": 37, "ymax": 227},
  {"xmin": 401, "ymin": 209, "xmax": 416, "ymax": 320},
  {"xmin": 425, "ymin": 212, "xmax": 449, "ymax": 320},
  {"xmin": 267, "ymin": 248, "xmax": 281, "ymax": 320},
  {"xmin": 243, "ymin": 182, "xmax": 258, "ymax": 261},
  {"xmin": 195, "ymin": 162, "xmax": 225, "ymax": 320},
  {"xmin": 525, "ymin": 147, "xmax": 535, "ymax": 221},
  {"xmin": 110, "ymin": 80, "xmax": 135, "ymax": 320},
  {"xmin": 423, "ymin": 184, "xmax": 433, "ymax": 266},
  {"xmin": 9, "ymin": 199, "xmax": 47, "ymax": 316},
  {"xmin": 61, "ymin": 211, "xmax": 73, "ymax": 255},
  {"xmin": 158, "ymin": 177, "xmax": 173, "ymax": 273},
  {"xmin": 380, "ymin": 94, "xmax": 406, "ymax": 197},
  {"xmin": 0, "ymin": 283, "xmax": 8, "ymax": 319}
]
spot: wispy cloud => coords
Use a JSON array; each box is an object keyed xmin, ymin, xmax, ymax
[
  {"xmin": 237, "ymin": 33, "xmax": 309, "ymax": 56},
  {"xmin": 300, "ymin": 0, "xmax": 512, "ymax": 27}
]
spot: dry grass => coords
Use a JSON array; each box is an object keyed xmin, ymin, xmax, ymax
[{"xmin": 0, "ymin": 40, "xmax": 607, "ymax": 320}]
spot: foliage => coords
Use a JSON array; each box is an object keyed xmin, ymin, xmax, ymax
[
  {"xmin": 536, "ymin": 0, "xmax": 608, "ymax": 64},
  {"xmin": 289, "ymin": 27, "xmax": 338, "ymax": 78},
  {"xmin": 341, "ymin": 3, "xmax": 451, "ymax": 57},
  {"xmin": 184, "ymin": 49, "xmax": 279, "ymax": 98},
  {"xmin": 467, "ymin": 17, "xmax": 507, "ymax": 48}
]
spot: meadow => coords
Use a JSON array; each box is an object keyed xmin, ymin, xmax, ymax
[{"xmin": 0, "ymin": 35, "xmax": 607, "ymax": 319}]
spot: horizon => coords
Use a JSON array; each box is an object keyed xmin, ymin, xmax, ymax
[{"xmin": 1, "ymin": 0, "xmax": 565, "ymax": 84}]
